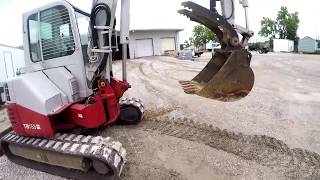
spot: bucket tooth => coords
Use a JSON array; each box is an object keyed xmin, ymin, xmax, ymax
[{"xmin": 179, "ymin": 81, "xmax": 203, "ymax": 94}]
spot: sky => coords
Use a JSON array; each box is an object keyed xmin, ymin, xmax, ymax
[{"xmin": 0, "ymin": 0, "xmax": 319, "ymax": 47}]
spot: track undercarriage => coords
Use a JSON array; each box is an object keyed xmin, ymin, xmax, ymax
[{"xmin": 0, "ymin": 98, "xmax": 144, "ymax": 180}]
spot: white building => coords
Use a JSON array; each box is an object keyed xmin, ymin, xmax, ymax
[
  {"xmin": 0, "ymin": 44, "xmax": 25, "ymax": 83},
  {"xmin": 273, "ymin": 39, "xmax": 294, "ymax": 52},
  {"xmin": 129, "ymin": 29, "xmax": 182, "ymax": 59},
  {"xmin": 0, "ymin": 44, "xmax": 25, "ymax": 104},
  {"xmin": 298, "ymin": 36, "xmax": 320, "ymax": 53}
]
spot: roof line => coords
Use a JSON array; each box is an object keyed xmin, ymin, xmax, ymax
[
  {"xmin": 301, "ymin": 36, "xmax": 316, "ymax": 41},
  {"xmin": 0, "ymin": 44, "xmax": 23, "ymax": 50}
]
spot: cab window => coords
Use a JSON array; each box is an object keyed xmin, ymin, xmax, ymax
[{"xmin": 28, "ymin": 5, "xmax": 75, "ymax": 62}]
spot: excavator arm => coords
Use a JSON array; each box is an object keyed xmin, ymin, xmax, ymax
[{"xmin": 179, "ymin": 0, "xmax": 255, "ymax": 101}]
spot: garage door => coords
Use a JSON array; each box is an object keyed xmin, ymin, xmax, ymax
[
  {"xmin": 135, "ymin": 39, "xmax": 154, "ymax": 58},
  {"xmin": 160, "ymin": 38, "xmax": 176, "ymax": 54}
]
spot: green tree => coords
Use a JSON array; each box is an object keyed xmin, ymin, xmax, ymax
[
  {"xmin": 192, "ymin": 25, "xmax": 216, "ymax": 48},
  {"xmin": 259, "ymin": 6, "xmax": 299, "ymax": 41},
  {"xmin": 259, "ymin": 17, "xmax": 277, "ymax": 38}
]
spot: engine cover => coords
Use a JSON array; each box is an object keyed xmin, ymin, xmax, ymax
[{"xmin": 6, "ymin": 71, "xmax": 68, "ymax": 115}]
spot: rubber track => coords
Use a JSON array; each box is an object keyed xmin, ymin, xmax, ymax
[
  {"xmin": 141, "ymin": 114, "xmax": 320, "ymax": 179},
  {"xmin": 120, "ymin": 97, "xmax": 144, "ymax": 115},
  {"xmin": 0, "ymin": 127, "xmax": 12, "ymax": 156},
  {"xmin": 1, "ymin": 132, "xmax": 127, "ymax": 180}
]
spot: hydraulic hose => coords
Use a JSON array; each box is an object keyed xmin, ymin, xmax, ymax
[
  {"xmin": 224, "ymin": 0, "xmax": 235, "ymax": 21},
  {"xmin": 90, "ymin": 3, "xmax": 112, "ymax": 89},
  {"xmin": 90, "ymin": 3, "xmax": 111, "ymax": 48}
]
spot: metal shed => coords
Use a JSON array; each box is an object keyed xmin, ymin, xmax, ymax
[
  {"xmin": 273, "ymin": 39, "xmax": 294, "ymax": 52},
  {"xmin": 298, "ymin": 36, "xmax": 320, "ymax": 53}
]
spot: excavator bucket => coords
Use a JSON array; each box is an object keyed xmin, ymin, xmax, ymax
[
  {"xmin": 178, "ymin": 1, "xmax": 255, "ymax": 101},
  {"xmin": 179, "ymin": 50, "xmax": 254, "ymax": 102}
]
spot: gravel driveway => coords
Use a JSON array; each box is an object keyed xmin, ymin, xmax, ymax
[{"xmin": 1, "ymin": 52, "xmax": 320, "ymax": 180}]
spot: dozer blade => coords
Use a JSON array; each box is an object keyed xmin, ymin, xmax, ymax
[
  {"xmin": 179, "ymin": 50, "xmax": 254, "ymax": 102},
  {"xmin": 178, "ymin": 1, "xmax": 255, "ymax": 101}
]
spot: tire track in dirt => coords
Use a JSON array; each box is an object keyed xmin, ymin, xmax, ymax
[
  {"xmin": 144, "ymin": 60, "xmax": 177, "ymax": 81},
  {"xmin": 138, "ymin": 61, "xmax": 149, "ymax": 77},
  {"xmin": 137, "ymin": 109, "xmax": 320, "ymax": 179},
  {"xmin": 136, "ymin": 59, "xmax": 201, "ymax": 101},
  {"xmin": 117, "ymin": 57, "xmax": 320, "ymax": 179},
  {"xmin": 149, "ymin": 60, "xmax": 183, "ymax": 82},
  {"xmin": 138, "ymin": 59, "xmax": 192, "ymax": 87},
  {"xmin": 151, "ymin": 59, "xmax": 204, "ymax": 77},
  {"xmin": 258, "ymin": 60, "xmax": 319, "ymax": 85},
  {"xmin": 157, "ymin": 58, "xmax": 205, "ymax": 70},
  {"xmin": 280, "ymin": 60, "xmax": 320, "ymax": 78},
  {"xmin": 150, "ymin": 60, "xmax": 160, "ymax": 74},
  {"xmin": 137, "ymin": 62, "xmax": 162, "ymax": 95},
  {"xmin": 128, "ymin": 58, "xmax": 320, "ymax": 178},
  {"xmin": 101, "ymin": 125, "xmax": 186, "ymax": 180},
  {"xmin": 138, "ymin": 60, "xmax": 182, "ymax": 95},
  {"xmin": 150, "ymin": 60, "xmax": 200, "ymax": 76},
  {"xmin": 137, "ymin": 61, "xmax": 184, "ymax": 109}
]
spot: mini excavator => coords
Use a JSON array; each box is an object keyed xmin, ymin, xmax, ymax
[{"xmin": 0, "ymin": 0, "xmax": 254, "ymax": 179}]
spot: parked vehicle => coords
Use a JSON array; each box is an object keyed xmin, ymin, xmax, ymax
[
  {"xmin": 178, "ymin": 46, "xmax": 203, "ymax": 60},
  {"xmin": 206, "ymin": 42, "xmax": 221, "ymax": 52},
  {"xmin": 258, "ymin": 46, "xmax": 269, "ymax": 54},
  {"xmin": 195, "ymin": 50, "xmax": 204, "ymax": 57},
  {"xmin": 178, "ymin": 48, "xmax": 194, "ymax": 60}
]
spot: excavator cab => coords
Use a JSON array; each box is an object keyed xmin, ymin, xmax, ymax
[{"xmin": 179, "ymin": 1, "xmax": 255, "ymax": 102}]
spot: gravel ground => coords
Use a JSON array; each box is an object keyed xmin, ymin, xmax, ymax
[{"xmin": 0, "ymin": 52, "xmax": 320, "ymax": 179}]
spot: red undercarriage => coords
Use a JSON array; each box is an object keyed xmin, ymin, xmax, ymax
[{"xmin": 6, "ymin": 79, "xmax": 129, "ymax": 138}]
